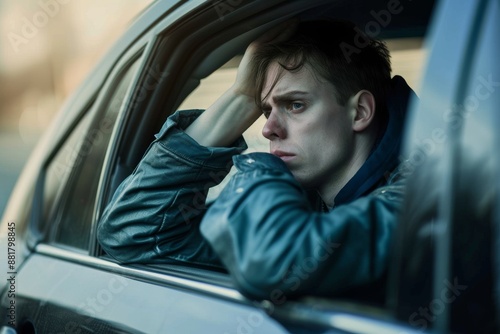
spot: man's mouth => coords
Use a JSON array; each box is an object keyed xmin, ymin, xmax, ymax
[{"xmin": 271, "ymin": 150, "xmax": 296, "ymax": 162}]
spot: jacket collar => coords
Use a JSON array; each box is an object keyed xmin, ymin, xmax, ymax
[{"xmin": 333, "ymin": 75, "xmax": 417, "ymax": 206}]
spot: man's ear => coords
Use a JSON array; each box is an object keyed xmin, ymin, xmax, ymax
[{"xmin": 348, "ymin": 90, "xmax": 376, "ymax": 132}]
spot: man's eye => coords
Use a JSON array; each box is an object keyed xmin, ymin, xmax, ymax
[
  {"xmin": 290, "ymin": 102, "xmax": 303, "ymax": 111},
  {"xmin": 262, "ymin": 109, "xmax": 271, "ymax": 119}
]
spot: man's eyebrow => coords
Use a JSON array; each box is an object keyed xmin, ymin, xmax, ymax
[{"xmin": 261, "ymin": 90, "xmax": 310, "ymax": 106}]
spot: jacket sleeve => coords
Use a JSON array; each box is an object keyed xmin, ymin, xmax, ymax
[
  {"xmin": 200, "ymin": 152, "xmax": 405, "ymax": 300},
  {"xmin": 97, "ymin": 109, "xmax": 247, "ymax": 267}
]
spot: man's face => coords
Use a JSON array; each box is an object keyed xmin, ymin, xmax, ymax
[{"xmin": 261, "ymin": 62, "xmax": 356, "ymax": 192}]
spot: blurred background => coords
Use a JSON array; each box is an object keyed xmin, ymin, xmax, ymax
[{"xmin": 0, "ymin": 0, "xmax": 154, "ymax": 215}]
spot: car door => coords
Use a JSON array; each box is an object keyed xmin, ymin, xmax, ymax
[
  {"xmin": 388, "ymin": 0, "xmax": 500, "ymax": 333},
  {"xmin": 3, "ymin": 26, "xmax": 148, "ymax": 334}
]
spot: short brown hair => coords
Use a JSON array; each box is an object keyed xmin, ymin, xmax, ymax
[{"xmin": 254, "ymin": 20, "xmax": 392, "ymax": 116}]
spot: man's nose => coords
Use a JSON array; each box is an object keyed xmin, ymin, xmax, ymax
[{"xmin": 262, "ymin": 111, "xmax": 286, "ymax": 140}]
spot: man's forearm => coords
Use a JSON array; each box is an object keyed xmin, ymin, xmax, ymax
[
  {"xmin": 97, "ymin": 110, "xmax": 246, "ymax": 264},
  {"xmin": 184, "ymin": 20, "xmax": 300, "ymax": 147},
  {"xmin": 185, "ymin": 87, "xmax": 261, "ymax": 147}
]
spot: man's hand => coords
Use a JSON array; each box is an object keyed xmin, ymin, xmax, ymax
[
  {"xmin": 185, "ymin": 19, "xmax": 299, "ymax": 147},
  {"xmin": 234, "ymin": 19, "xmax": 299, "ymax": 98}
]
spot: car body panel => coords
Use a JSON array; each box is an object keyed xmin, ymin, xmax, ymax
[{"xmin": 13, "ymin": 252, "xmax": 288, "ymax": 333}]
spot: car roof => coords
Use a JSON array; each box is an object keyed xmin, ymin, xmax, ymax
[{"xmin": 301, "ymin": 0, "xmax": 437, "ymax": 38}]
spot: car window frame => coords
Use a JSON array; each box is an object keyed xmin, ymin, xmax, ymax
[
  {"xmin": 31, "ymin": 0, "xmax": 448, "ymax": 333},
  {"xmin": 31, "ymin": 36, "xmax": 150, "ymax": 256},
  {"xmin": 48, "ymin": 54, "xmax": 144, "ymax": 252},
  {"xmin": 41, "ymin": 105, "xmax": 96, "ymax": 249}
]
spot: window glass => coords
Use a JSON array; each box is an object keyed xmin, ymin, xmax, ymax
[
  {"xmin": 42, "ymin": 110, "xmax": 93, "ymax": 229},
  {"xmin": 48, "ymin": 57, "xmax": 141, "ymax": 250}
]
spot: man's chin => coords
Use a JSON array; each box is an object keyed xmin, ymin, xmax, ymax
[{"xmin": 291, "ymin": 172, "xmax": 314, "ymax": 189}]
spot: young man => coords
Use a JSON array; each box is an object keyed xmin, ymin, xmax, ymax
[{"xmin": 97, "ymin": 19, "xmax": 417, "ymax": 302}]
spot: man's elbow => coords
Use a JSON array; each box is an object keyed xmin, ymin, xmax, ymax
[
  {"xmin": 233, "ymin": 274, "xmax": 281, "ymax": 301},
  {"xmin": 97, "ymin": 218, "xmax": 138, "ymax": 263},
  {"xmin": 229, "ymin": 263, "xmax": 301, "ymax": 302}
]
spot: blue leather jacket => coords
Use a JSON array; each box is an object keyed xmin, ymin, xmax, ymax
[{"xmin": 97, "ymin": 76, "xmax": 416, "ymax": 301}]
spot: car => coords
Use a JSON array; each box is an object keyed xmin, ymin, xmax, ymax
[{"xmin": 0, "ymin": 0, "xmax": 498, "ymax": 333}]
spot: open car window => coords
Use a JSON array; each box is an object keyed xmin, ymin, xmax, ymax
[
  {"xmin": 178, "ymin": 56, "xmax": 269, "ymax": 202},
  {"xmin": 178, "ymin": 40, "xmax": 426, "ymax": 202}
]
